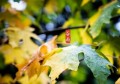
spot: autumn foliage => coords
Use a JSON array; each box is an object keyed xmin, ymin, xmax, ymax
[{"xmin": 0, "ymin": 0, "xmax": 120, "ymax": 84}]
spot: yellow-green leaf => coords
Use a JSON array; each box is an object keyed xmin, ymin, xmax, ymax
[
  {"xmin": 43, "ymin": 45, "xmax": 80, "ymax": 84},
  {"xmin": 89, "ymin": 1, "xmax": 119, "ymax": 38},
  {"xmin": 79, "ymin": 29, "xmax": 92, "ymax": 44},
  {"xmin": 81, "ymin": 0, "xmax": 90, "ymax": 6}
]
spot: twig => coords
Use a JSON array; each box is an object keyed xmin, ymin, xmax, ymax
[{"xmin": 39, "ymin": 25, "xmax": 86, "ymax": 35}]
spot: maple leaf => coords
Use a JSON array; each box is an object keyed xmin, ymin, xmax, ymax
[
  {"xmin": 0, "ymin": 44, "xmax": 27, "ymax": 64},
  {"xmin": 5, "ymin": 27, "xmax": 43, "ymax": 55},
  {"xmin": 89, "ymin": 1, "xmax": 119, "ymax": 38},
  {"xmin": 43, "ymin": 45, "xmax": 112, "ymax": 84},
  {"xmin": 78, "ymin": 45, "xmax": 112, "ymax": 84},
  {"xmin": 16, "ymin": 36, "xmax": 58, "ymax": 79},
  {"xmin": 43, "ymin": 45, "xmax": 81, "ymax": 84}
]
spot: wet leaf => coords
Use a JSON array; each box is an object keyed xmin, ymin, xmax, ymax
[
  {"xmin": 43, "ymin": 45, "xmax": 80, "ymax": 84},
  {"xmin": 78, "ymin": 45, "xmax": 112, "ymax": 84},
  {"xmin": 44, "ymin": 45, "xmax": 112, "ymax": 84}
]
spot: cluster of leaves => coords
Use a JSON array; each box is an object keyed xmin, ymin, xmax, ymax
[{"xmin": 0, "ymin": 0, "xmax": 120, "ymax": 84}]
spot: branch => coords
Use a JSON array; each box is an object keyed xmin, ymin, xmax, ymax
[
  {"xmin": 39, "ymin": 15, "xmax": 120, "ymax": 35},
  {"xmin": 39, "ymin": 25, "xmax": 86, "ymax": 35}
]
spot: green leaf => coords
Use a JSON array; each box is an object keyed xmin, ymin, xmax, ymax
[
  {"xmin": 78, "ymin": 45, "xmax": 112, "ymax": 84},
  {"xmin": 44, "ymin": 45, "xmax": 112, "ymax": 84},
  {"xmin": 89, "ymin": 1, "xmax": 120, "ymax": 38}
]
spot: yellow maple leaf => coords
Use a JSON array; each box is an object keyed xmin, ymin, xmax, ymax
[
  {"xmin": 16, "ymin": 36, "xmax": 58, "ymax": 79},
  {"xmin": 5, "ymin": 27, "xmax": 43, "ymax": 55},
  {"xmin": 0, "ymin": 44, "xmax": 27, "ymax": 64}
]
